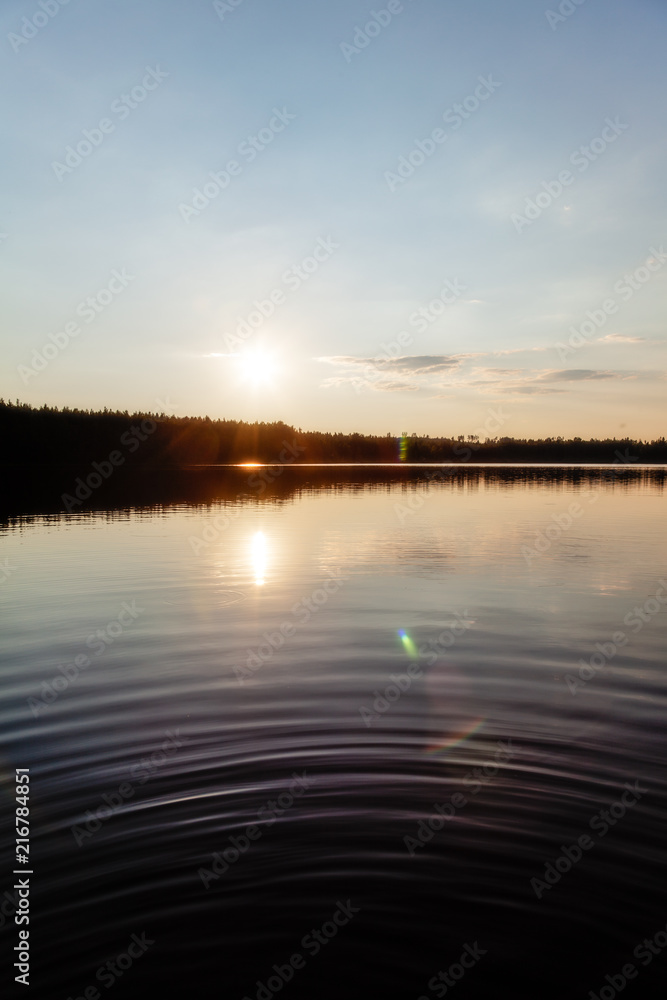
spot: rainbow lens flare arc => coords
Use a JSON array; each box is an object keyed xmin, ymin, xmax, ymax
[{"xmin": 398, "ymin": 629, "xmax": 487, "ymax": 755}]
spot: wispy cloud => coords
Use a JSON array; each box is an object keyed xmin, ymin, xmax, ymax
[
  {"xmin": 318, "ymin": 354, "xmax": 470, "ymax": 374},
  {"xmin": 491, "ymin": 345, "xmax": 550, "ymax": 356},
  {"xmin": 540, "ymin": 369, "xmax": 621, "ymax": 382},
  {"xmin": 470, "ymin": 366, "xmax": 661, "ymax": 395},
  {"xmin": 318, "ymin": 354, "xmax": 471, "ymax": 392},
  {"xmin": 321, "ymin": 374, "xmax": 421, "ymax": 392},
  {"xmin": 505, "ymin": 386, "xmax": 567, "ymax": 395},
  {"xmin": 597, "ymin": 334, "xmax": 646, "ymax": 344},
  {"xmin": 318, "ymin": 354, "xmax": 663, "ymax": 397}
]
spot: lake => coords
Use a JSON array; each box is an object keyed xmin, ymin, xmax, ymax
[{"xmin": 1, "ymin": 466, "xmax": 666, "ymax": 999}]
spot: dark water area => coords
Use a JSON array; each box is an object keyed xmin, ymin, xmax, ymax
[
  {"xmin": 2, "ymin": 461, "xmax": 664, "ymax": 520},
  {"xmin": 1, "ymin": 467, "xmax": 666, "ymax": 998}
]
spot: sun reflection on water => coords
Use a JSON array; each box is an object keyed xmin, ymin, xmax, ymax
[{"xmin": 251, "ymin": 531, "xmax": 268, "ymax": 586}]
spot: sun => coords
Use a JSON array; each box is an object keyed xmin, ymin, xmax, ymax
[{"xmin": 237, "ymin": 349, "xmax": 279, "ymax": 387}]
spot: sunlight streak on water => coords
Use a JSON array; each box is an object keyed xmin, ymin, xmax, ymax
[{"xmin": 251, "ymin": 529, "xmax": 268, "ymax": 587}]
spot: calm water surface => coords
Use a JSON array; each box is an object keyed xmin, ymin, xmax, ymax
[{"xmin": 1, "ymin": 468, "xmax": 666, "ymax": 999}]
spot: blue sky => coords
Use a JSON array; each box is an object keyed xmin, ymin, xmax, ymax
[{"xmin": 1, "ymin": 0, "xmax": 665, "ymax": 437}]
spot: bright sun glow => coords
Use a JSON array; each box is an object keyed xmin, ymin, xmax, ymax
[
  {"xmin": 237, "ymin": 350, "xmax": 279, "ymax": 387},
  {"xmin": 251, "ymin": 531, "xmax": 268, "ymax": 586}
]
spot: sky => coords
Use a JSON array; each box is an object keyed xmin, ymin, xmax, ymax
[{"xmin": 1, "ymin": 0, "xmax": 665, "ymax": 439}]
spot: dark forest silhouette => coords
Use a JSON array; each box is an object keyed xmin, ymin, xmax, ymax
[{"xmin": 2, "ymin": 399, "xmax": 666, "ymax": 467}]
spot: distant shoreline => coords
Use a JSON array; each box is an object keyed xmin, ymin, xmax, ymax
[
  {"xmin": 2, "ymin": 401, "xmax": 666, "ymax": 468},
  {"xmin": 182, "ymin": 461, "xmax": 667, "ymax": 468},
  {"xmin": 3, "ymin": 462, "xmax": 666, "ymax": 470}
]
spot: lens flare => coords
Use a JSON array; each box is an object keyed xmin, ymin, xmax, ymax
[
  {"xmin": 425, "ymin": 716, "xmax": 487, "ymax": 755},
  {"xmin": 398, "ymin": 629, "xmax": 487, "ymax": 754},
  {"xmin": 399, "ymin": 629, "xmax": 419, "ymax": 659}
]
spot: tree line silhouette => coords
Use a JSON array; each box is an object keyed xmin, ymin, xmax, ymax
[{"xmin": 1, "ymin": 399, "xmax": 665, "ymax": 467}]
